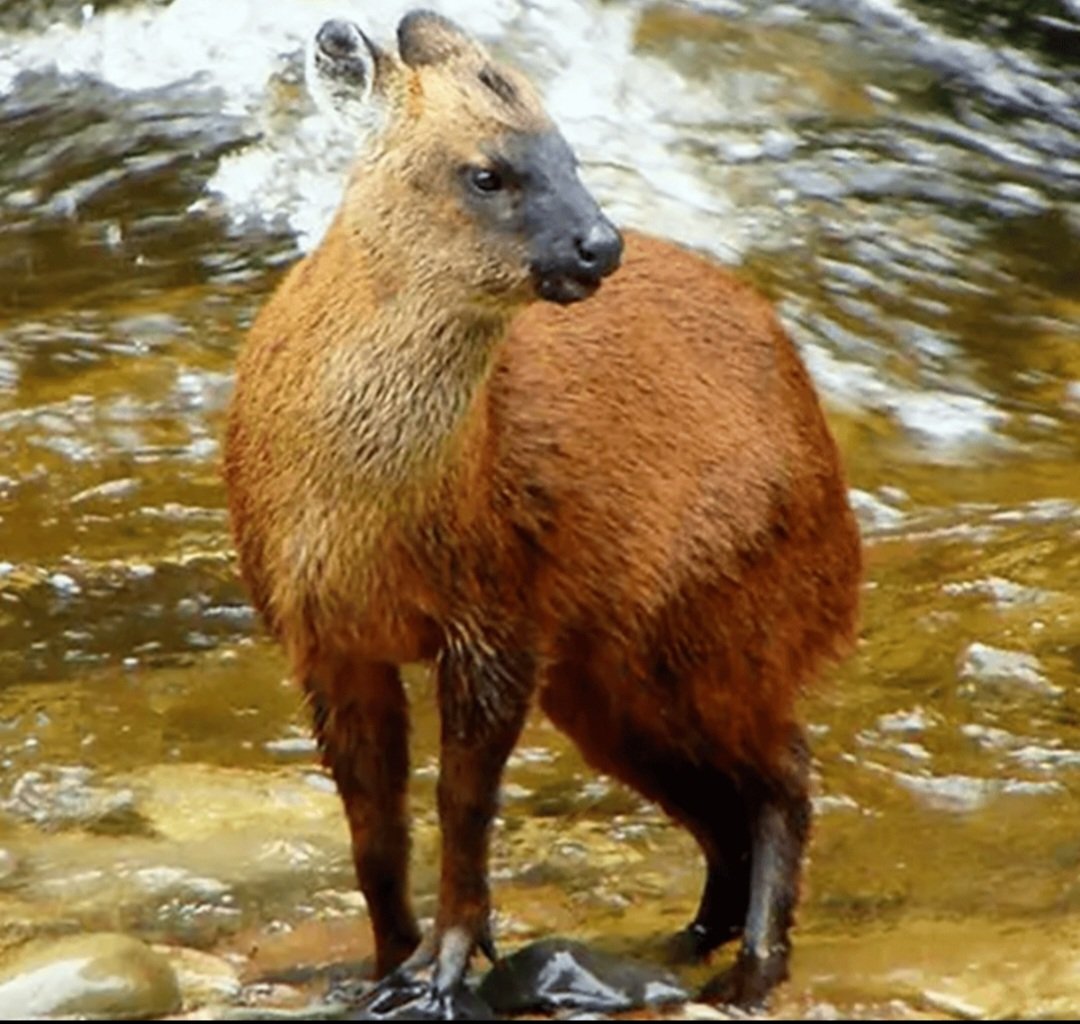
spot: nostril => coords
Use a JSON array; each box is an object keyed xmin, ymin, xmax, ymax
[
  {"xmin": 575, "ymin": 222, "xmax": 623, "ymax": 276},
  {"xmin": 575, "ymin": 235, "xmax": 598, "ymax": 266}
]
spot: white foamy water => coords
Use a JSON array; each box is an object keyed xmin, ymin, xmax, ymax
[
  {"xmin": 3, "ymin": 0, "xmax": 1077, "ymax": 459},
  {"xmin": 0, "ymin": 0, "xmax": 745, "ymax": 257}
]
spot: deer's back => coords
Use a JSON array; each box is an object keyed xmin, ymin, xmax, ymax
[{"xmin": 487, "ymin": 232, "xmax": 859, "ymax": 690}]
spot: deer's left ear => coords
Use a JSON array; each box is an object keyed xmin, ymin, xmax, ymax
[{"xmin": 396, "ymin": 9, "xmax": 488, "ymax": 68}]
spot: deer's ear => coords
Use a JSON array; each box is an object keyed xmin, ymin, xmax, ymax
[
  {"xmin": 307, "ymin": 19, "xmax": 405, "ymax": 134},
  {"xmin": 396, "ymin": 9, "xmax": 487, "ymax": 68}
]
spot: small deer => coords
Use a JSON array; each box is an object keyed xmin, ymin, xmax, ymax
[{"xmin": 225, "ymin": 10, "xmax": 861, "ymax": 1016}]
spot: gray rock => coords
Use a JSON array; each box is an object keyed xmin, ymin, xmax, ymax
[{"xmin": 477, "ymin": 937, "xmax": 688, "ymax": 1015}]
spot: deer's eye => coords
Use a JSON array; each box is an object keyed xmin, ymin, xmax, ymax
[{"xmin": 468, "ymin": 166, "xmax": 505, "ymax": 195}]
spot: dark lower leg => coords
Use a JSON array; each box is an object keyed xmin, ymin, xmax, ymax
[
  {"xmin": 428, "ymin": 705, "xmax": 526, "ymax": 982},
  {"xmin": 669, "ymin": 836, "xmax": 752, "ymax": 961},
  {"xmin": 539, "ymin": 673, "xmax": 755, "ymax": 964},
  {"xmin": 701, "ymin": 734, "xmax": 811, "ymax": 1008},
  {"xmin": 359, "ymin": 643, "xmax": 533, "ymax": 1017},
  {"xmin": 307, "ymin": 662, "xmax": 419, "ymax": 976}
]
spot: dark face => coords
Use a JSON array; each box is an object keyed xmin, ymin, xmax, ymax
[{"xmin": 459, "ymin": 130, "xmax": 624, "ymax": 305}]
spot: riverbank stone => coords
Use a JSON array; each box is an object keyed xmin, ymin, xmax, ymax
[{"xmin": 0, "ymin": 932, "xmax": 181, "ymax": 1019}]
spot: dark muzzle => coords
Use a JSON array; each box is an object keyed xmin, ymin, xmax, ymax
[
  {"xmin": 533, "ymin": 218, "xmax": 622, "ymax": 304},
  {"xmin": 516, "ymin": 132, "xmax": 623, "ymax": 305}
]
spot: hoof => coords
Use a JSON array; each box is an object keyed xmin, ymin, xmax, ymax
[
  {"xmin": 345, "ymin": 971, "xmax": 494, "ymax": 1021},
  {"xmin": 699, "ymin": 950, "xmax": 788, "ymax": 1010},
  {"xmin": 662, "ymin": 922, "xmax": 740, "ymax": 965}
]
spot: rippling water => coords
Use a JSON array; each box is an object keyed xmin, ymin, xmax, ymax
[{"xmin": 1, "ymin": 0, "xmax": 1078, "ymax": 1017}]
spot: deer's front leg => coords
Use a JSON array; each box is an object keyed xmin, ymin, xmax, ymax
[{"xmin": 359, "ymin": 638, "xmax": 532, "ymax": 1021}]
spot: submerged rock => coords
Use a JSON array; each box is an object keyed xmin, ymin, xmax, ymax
[
  {"xmin": 0, "ymin": 931, "xmax": 181, "ymax": 1019},
  {"xmin": 155, "ymin": 944, "xmax": 241, "ymax": 1009},
  {"xmin": 1, "ymin": 766, "xmax": 151, "ymax": 836},
  {"xmin": 959, "ymin": 642, "xmax": 1061, "ymax": 697},
  {"xmin": 477, "ymin": 937, "xmax": 688, "ymax": 1015},
  {"xmin": 0, "ymin": 850, "xmax": 17, "ymax": 884}
]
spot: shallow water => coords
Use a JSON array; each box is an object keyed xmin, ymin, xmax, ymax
[{"xmin": 0, "ymin": 0, "xmax": 1079, "ymax": 1017}]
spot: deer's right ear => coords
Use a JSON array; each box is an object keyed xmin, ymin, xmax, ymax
[{"xmin": 307, "ymin": 19, "xmax": 405, "ymax": 134}]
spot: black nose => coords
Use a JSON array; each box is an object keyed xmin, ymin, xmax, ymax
[{"xmin": 574, "ymin": 221, "xmax": 623, "ymax": 279}]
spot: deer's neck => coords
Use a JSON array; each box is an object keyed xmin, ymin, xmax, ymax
[{"xmin": 310, "ymin": 223, "xmax": 510, "ymax": 503}]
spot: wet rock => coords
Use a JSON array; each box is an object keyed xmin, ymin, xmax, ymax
[
  {"xmin": 0, "ymin": 932, "xmax": 181, "ymax": 1019},
  {"xmin": 342, "ymin": 981, "xmax": 494, "ymax": 1021},
  {"xmin": 942, "ymin": 575, "xmax": 1047, "ymax": 607},
  {"xmin": 236, "ymin": 980, "xmax": 309, "ymax": 1010},
  {"xmin": 876, "ymin": 707, "xmax": 933, "ymax": 735},
  {"xmin": 959, "ymin": 642, "xmax": 1062, "ymax": 697},
  {"xmin": 1064, "ymin": 380, "xmax": 1080, "ymax": 417},
  {"xmin": 477, "ymin": 938, "xmax": 688, "ymax": 1015},
  {"xmin": 665, "ymin": 1003, "xmax": 732, "ymax": 1020},
  {"xmin": 48, "ymin": 571, "xmax": 81, "ymax": 596},
  {"xmin": 264, "ymin": 736, "xmax": 319, "ymax": 759},
  {"xmin": 848, "ymin": 488, "xmax": 905, "ymax": 531},
  {"xmin": 154, "ymin": 944, "xmax": 241, "ymax": 1009},
  {"xmin": 889, "ymin": 770, "xmax": 996, "ymax": 814},
  {"xmin": 890, "ymin": 390, "xmax": 1009, "ymax": 457},
  {"xmin": 1009, "ymin": 744, "xmax": 1080, "ymax": 771},
  {"xmin": 790, "ymin": 915, "xmax": 1080, "ymax": 1019},
  {"xmin": 135, "ymin": 764, "xmax": 342, "ymax": 845},
  {"xmin": 0, "ymin": 850, "xmax": 17, "ymax": 884},
  {"xmin": 2, "ymin": 766, "xmax": 153, "ymax": 835}
]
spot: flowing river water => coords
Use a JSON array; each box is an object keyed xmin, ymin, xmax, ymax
[{"xmin": 0, "ymin": 0, "xmax": 1078, "ymax": 1017}]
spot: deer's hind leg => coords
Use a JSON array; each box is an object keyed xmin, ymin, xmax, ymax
[
  {"xmin": 540, "ymin": 667, "xmax": 752, "ymax": 947},
  {"xmin": 539, "ymin": 654, "xmax": 811, "ymax": 1010},
  {"xmin": 698, "ymin": 727, "xmax": 811, "ymax": 1008}
]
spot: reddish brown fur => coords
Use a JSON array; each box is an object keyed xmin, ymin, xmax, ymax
[
  {"xmin": 501, "ymin": 237, "xmax": 859, "ymax": 771},
  {"xmin": 229, "ymin": 229, "xmax": 859, "ymax": 757},
  {"xmin": 225, "ymin": 11, "xmax": 861, "ymax": 1011}
]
